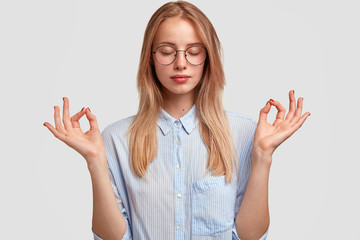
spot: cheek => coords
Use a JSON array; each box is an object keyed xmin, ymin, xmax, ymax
[
  {"xmin": 154, "ymin": 64, "xmax": 169, "ymax": 80},
  {"xmin": 195, "ymin": 65, "xmax": 205, "ymax": 78}
]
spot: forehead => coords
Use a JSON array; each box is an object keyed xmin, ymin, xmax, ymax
[{"xmin": 153, "ymin": 17, "xmax": 203, "ymax": 48}]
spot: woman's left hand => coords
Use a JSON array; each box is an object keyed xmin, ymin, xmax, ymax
[{"xmin": 252, "ymin": 90, "xmax": 311, "ymax": 164}]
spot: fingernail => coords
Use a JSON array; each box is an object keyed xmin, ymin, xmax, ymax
[
  {"xmin": 81, "ymin": 107, "xmax": 85, "ymax": 111},
  {"xmin": 87, "ymin": 108, "xmax": 91, "ymax": 112},
  {"xmin": 43, "ymin": 123, "xmax": 46, "ymax": 126},
  {"xmin": 270, "ymin": 99, "xmax": 274, "ymax": 102},
  {"xmin": 309, "ymin": 113, "xmax": 311, "ymax": 116},
  {"xmin": 292, "ymin": 90, "xmax": 295, "ymax": 94}
]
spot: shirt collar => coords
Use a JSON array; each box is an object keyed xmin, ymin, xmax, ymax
[{"xmin": 158, "ymin": 104, "xmax": 198, "ymax": 136}]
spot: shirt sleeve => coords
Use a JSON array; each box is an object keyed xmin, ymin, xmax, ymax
[
  {"xmin": 231, "ymin": 119, "xmax": 269, "ymax": 239},
  {"xmin": 91, "ymin": 127, "xmax": 133, "ymax": 240},
  {"xmin": 232, "ymin": 224, "xmax": 269, "ymax": 240}
]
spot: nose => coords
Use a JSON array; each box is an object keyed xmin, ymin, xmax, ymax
[{"xmin": 174, "ymin": 50, "xmax": 187, "ymax": 70}]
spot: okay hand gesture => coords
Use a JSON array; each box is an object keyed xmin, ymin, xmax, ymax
[
  {"xmin": 252, "ymin": 90, "xmax": 311, "ymax": 163},
  {"xmin": 43, "ymin": 97, "xmax": 106, "ymax": 169}
]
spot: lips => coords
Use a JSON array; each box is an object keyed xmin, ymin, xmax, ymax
[{"xmin": 171, "ymin": 75, "xmax": 190, "ymax": 83}]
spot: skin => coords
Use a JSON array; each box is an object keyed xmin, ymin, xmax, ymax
[
  {"xmin": 152, "ymin": 17, "xmax": 205, "ymax": 119},
  {"xmin": 236, "ymin": 91, "xmax": 310, "ymax": 240},
  {"xmin": 43, "ymin": 16, "xmax": 310, "ymax": 240}
]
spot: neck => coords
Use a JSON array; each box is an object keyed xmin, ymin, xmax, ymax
[{"xmin": 162, "ymin": 93, "xmax": 195, "ymax": 120}]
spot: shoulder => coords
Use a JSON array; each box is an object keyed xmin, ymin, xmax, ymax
[
  {"xmin": 101, "ymin": 115, "xmax": 136, "ymax": 138},
  {"xmin": 225, "ymin": 111, "xmax": 257, "ymax": 130},
  {"xmin": 225, "ymin": 111, "xmax": 258, "ymax": 144}
]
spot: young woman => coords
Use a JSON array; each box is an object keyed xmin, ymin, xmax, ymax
[{"xmin": 43, "ymin": 1, "xmax": 310, "ymax": 239}]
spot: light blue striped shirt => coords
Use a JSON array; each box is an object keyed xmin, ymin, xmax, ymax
[{"xmin": 93, "ymin": 104, "xmax": 269, "ymax": 240}]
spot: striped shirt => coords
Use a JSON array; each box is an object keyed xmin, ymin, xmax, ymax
[{"xmin": 92, "ymin": 104, "xmax": 269, "ymax": 240}]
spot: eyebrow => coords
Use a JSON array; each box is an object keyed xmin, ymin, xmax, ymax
[{"xmin": 156, "ymin": 41, "xmax": 204, "ymax": 47}]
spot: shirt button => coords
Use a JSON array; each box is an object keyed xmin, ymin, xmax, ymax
[
  {"xmin": 176, "ymin": 164, "xmax": 180, "ymax": 169},
  {"xmin": 176, "ymin": 140, "xmax": 180, "ymax": 145},
  {"xmin": 177, "ymin": 121, "xmax": 181, "ymax": 126},
  {"xmin": 176, "ymin": 225, "xmax": 181, "ymax": 230},
  {"xmin": 177, "ymin": 193, "xmax": 181, "ymax": 198}
]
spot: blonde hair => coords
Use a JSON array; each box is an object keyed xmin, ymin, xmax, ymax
[{"xmin": 128, "ymin": 1, "xmax": 237, "ymax": 183}]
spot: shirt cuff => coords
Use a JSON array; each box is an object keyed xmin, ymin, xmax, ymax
[
  {"xmin": 92, "ymin": 228, "xmax": 103, "ymax": 240},
  {"xmin": 259, "ymin": 228, "xmax": 269, "ymax": 240},
  {"xmin": 92, "ymin": 224, "xmax": 132, "ymax": 240},
  {"xmin": 232, "ymin": 221, "xmax": 269, "ymax": 240}
]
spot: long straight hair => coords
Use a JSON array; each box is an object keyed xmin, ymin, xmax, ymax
[{"xmin": 128, "ymin": 1, "xmax": 237, "ymax": 183}]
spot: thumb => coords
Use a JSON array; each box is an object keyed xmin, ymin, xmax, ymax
[{"xmin": 85, "ymin": 108, "xmax": 99, "ymax": 131}]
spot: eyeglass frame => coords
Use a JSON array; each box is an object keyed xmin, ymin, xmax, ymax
[{"xmin": 151, "ymin": 45, "xmax": 207, "ymax": 66}]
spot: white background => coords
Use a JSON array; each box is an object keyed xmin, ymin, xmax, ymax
[{"xmin": 1, "ymin": 0, "xmax": 359, "ymax": 239}]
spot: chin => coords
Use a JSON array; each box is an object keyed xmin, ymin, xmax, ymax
[{"xmin": 173, "ymin": 87, "xmax": 195, "ymax": 95}]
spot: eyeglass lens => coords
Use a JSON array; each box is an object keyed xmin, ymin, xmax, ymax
[{"xmin": 154, "ymin": 46, "xmax": 206, "ymax": 65}]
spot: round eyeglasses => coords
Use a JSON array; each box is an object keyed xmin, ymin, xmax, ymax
[{"xmin": 151, "ymin": 45, "xmax": 207, "ymax": 66}]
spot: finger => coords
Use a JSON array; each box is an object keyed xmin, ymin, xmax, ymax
[
  {"xmin": 285, "ymin": 90, "xmax": 296, "ymax": 120},
  {"xmin": 54, "ymin": 106, "xmax": 66, "ymax": 133},
  {"xmin": 268, "ymin": 99, "xmax": 286, "ymax": 126},
  {"xmin": 85, "ymin": 108, "xmax": 100, "ymax": 131},
  {"xmin": 291, "ymin": 97, "xmax": 304, "ymax": 124},
  {"xmin": 43, "ymin": 122, "xmax": 65, "ymax": 141},
  {"xmin": 292, "ymin": 112, "xmax": 311, "ymax": 130},
  {"xmin": 258, "ymin": 101, "xmax": 271, "ymax": 122},
  {"xmin": 70, "ymin": 107, "xmax": 86, "ymax": 128},
  {"xmin": 62, "ymin": 97, "xmax": 72, "ymax": 130}
]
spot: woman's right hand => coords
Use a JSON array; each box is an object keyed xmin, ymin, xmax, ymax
[{"xmin": 43, "ymin": 97, "xmax": 107, "ymax": 170}]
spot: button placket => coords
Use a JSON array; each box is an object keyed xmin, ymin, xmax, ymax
[{"xmin": 173, "ymin": 120, "xmax": 184, "ymax": 239}]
